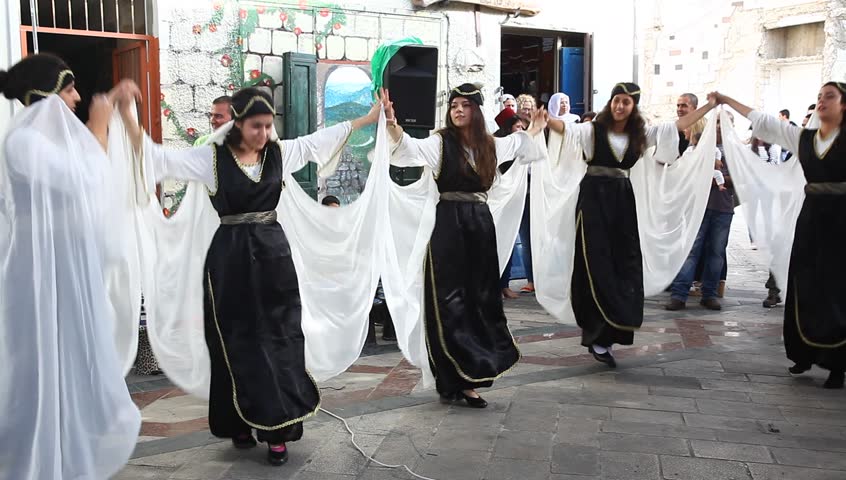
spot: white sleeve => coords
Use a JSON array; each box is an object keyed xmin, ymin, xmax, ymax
[
  {"xmin": 143, "ymin": 135, "xmax": 215, "ymax": 191},
  {"xmin": 5, "ymin": 128, "xmax": 104, "ymax": 193},
  {"xmin": 389, "ymin": 133, "xmax": 443, "ymax": 170},
  {"xmin": 279, "ymin": 121, "xmax": 352, "ymax": 178},
  {"xmin": 748, "ymin": 110, "xmax": 801, "ymax": 156},
  {"xmin": 565, "ymin": 122, "xmax": 595, "ymax": 160},
  {"xmin": 493, "ymin": 131, "xmax": 545, "ymax": 166},
  {"xmin": 646, "ymin": 122, "xmax": 682, "ymax": 164}
]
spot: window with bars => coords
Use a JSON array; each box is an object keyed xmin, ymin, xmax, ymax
[{"xmin": 20, "ymin": 0, "xmax": 149, "ymax": 34}]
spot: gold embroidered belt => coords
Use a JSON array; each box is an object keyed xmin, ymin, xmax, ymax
[
  {"xmin": 219, "ymin": 210, "xmax": 278, "ymax": 225},
  {"xmin": 440, "ymin": 192, "xmax": 488, "ymax": 203},
  {"xmin": 586, "ymin": 165, "xmax": 630, "ymax": 178},
  {"xmin": 804, "ymin": 182, "xmax": 846, "ymax": 195}
]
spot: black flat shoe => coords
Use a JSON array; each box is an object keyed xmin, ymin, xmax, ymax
[
  {"xmin": 589, "ymin": 346, "xmax": 617, "ymax": 368},
  {"xmin": 460, "ymin": 392, "xmax": 488, "ymax": 408},
  {"xmin": 232, "ymin": 434, "xmax": 257, "ymax": 449},
  {"xmin": 267, "ymin": 445, "xmax": 289, "ymax": 466},
  {"xmin": 823, "ymin": 370, "xmax": 845, "ymax": 389},
  {"xmin": 788, "ymin": 362, "xmax": 812, "ymax": 375}
]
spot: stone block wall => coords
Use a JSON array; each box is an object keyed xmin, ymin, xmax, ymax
[{"xmin": 157, "ymin": 0, "xmax": 446, "ymax": 202}]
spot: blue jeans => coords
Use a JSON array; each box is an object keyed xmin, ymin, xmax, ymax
[
  {"xmin": 499, "ymin": 252, "xmax": 514, "ymax": 289},
  {"xmin": 671, "ymin": 209, "xmax": 733, "ymax": 301},
  {"xmin": 518, "ymin": 186, "xmax": 533, "ymax": 283}
]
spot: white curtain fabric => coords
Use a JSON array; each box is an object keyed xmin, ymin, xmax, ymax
[
  {"xmin": 532, "ymin": 115, "xmax": 718, "ymax": 322},
  {"xmin": 719, "ymin": 110, "xmax": 806, "ymax": 289},
  {"xmin": 0, "ymin": 96, "xmax": 141, "ymax": 480}
]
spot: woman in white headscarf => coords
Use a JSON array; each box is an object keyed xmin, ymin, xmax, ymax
[{"xmin": 548, "ymin": 92, "xmax": 581, "ymax": 124}]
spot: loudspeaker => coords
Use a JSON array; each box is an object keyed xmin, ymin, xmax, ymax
[{"xmin": 383, "ymin": 45, "xmax": 438, "ymax": 130}]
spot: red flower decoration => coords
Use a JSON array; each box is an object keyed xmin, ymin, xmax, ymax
[
  {"xmin": 208, "ymin": 23, "xmax": 218, "ymax": 33},
  {"xmin": 228, "ymin": 84, "xmax": 236, "ymax": 91},
  {"xmin": 192, "ymin": 24, "xmax": 202, "ymax": 34},
  {"xmin": 257, "ymin": 6, "xmax": 266, "ymax": 14},
  {"xmin": 220, "ymin": 54, "xmax": 232, "ymax": 67},
  {"xmin": 213, "ymin": 2, "xmax": 222, "ymax": 11},
  {"xmin": 250, "ymin": 69, "xmax": 261, "ymax": 79},
  {"xmin": 163, "ymin": 108, "xmax": 172, "ymax": 117},
  {"xmin": 298, "ymin": 0, "xmax": 307, "ymax": 9},
  {"xmin": 333, "ymin": 23, "xmax": 342, "ymax": 30},
  {"xmin": 319, "ymin": 8, "xmax": 330, "ymax": 17},
  {"xmin": 163, "ymin": 207, "xmax": 171, "ymax": 217},
  {"xmin": 186, "ymin": 128, "xmax": 196, "ymax": 136},
  {"xmin": 294, "ymin": 27, "xmax": 303, "ymax": 36},
  {"xmin": 263, "ymin": 79, "xmax": 272, "ymax": 86},
  {"xmin": 160, "ymin": 93, "xmax": 165, "ymax": 101},
  {"xmin": 239, "ymin": 9, "xmax": 247, "ymax": 19},
  {"xmin": 315, "ymin": 43, "xmax": 323, "ymax": 50},
  {"xmin": 279, "ymin": 11, "xmax": 288, "ymax": 22}
]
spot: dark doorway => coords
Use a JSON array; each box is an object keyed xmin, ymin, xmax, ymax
[{"xmin": 500, "ymin": 31, "xmax": 589, "ymax": 113}]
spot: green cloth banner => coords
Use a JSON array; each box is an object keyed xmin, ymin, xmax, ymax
[{"xmin": 371, "ymin": 37, "xmax": 424, "ymax": 94}]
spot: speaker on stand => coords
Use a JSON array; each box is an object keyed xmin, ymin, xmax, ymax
[{"xmin": 382, "ymin": 44, "xmax": 438, "ymax": 186}]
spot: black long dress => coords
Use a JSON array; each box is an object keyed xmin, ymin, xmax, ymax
[
  {"xmin": 783, "ymin": 129, "xmax": 846, "ymax": 373},
  {"xmin": 203, "ymin": 143, "xmax": 319, "ymax": 444},
  {"xmin": 572, "ymin": 123, "xmax": 644, "ymax": 348},
  {"xmin": 425, "ymin": 131, "xmax": 521, "ymax": 395}
]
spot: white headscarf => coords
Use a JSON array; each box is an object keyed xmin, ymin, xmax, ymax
[{"xmin": 548, "ymin": 93, "xmax": 580, "ymax": 123}]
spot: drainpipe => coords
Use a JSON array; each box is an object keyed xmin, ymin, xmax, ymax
[
  {"xmin": 632, "ymin": 0, "xmax": 638, "ymax": 83},
  {"xmin": 29, "ymin": 0, "xmax": 39, "ymax": 53}
]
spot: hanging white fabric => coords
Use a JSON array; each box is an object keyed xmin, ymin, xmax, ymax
[
  {"xmin": 0, "ymin": 95, "xmax": 141, "ymax": 480},
  {"xmin": 719, "ymin": 110, "xmax": 806, "ymax": 289},
  {"xmin": 532, "ymin": 116, "xmax": 718, "ymax": 322}
]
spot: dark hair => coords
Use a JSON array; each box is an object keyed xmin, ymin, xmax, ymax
[
  {"xmin": 0, "ymin": 53, "xmax": 74, "ymax": 105},
  {"xmin": 439, "ymin": 101, "xmax": 497, "ymax": 189},
  {"xmin": 751, "ymin": 137, "xmax": 771, "ymax": 152},
  {"xmin": 681, "ymin": 93, "xmax": 699, "ymax": 108},
  {"xmin": 808, "ymin": 103, "xmax": 817, "ymax": 110},
  {"xmin": 594, "ymin": 100, "xmax": 647, "ymax": 157},
  {"xmin": 821, "ymin": 81, "xmax": 846, "ymax": 126},
  {"xmin": 779, "ymin": 109, "xmax": 790, "ymax": 119},
  {"xmin": 213, "ymin": 95, "xmax": 232, "ymax": 105},
  {"xmin": 581, "ymin": 111, "xmax": 596, "ymax": 122},
  {"xmin": 321, "ymin": 195, "xmax": 340, "ymax": 206},
  {"xmin": 225, "ymin": 87, "xmax": 274, "ymax": 147}
]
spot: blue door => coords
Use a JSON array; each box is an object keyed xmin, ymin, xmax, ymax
[{"xmin": 559, "ymin": 47, "xmax": 585, "ymax": 116}]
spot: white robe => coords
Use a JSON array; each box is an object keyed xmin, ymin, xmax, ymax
[{"xmin": 0, "ymin": 96, "xmax": 141, "ymax": 480}]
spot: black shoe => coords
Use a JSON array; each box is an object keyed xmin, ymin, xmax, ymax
[
  {"xmin": 664, "ymin": 299, "xmax": 686, "ymax": 311},
  {"xmin": 788, "ymin": 362, "xmax": 812, "ymax": 375},
  {"xmin": 762, "ymin": 294, "xmax": 782, "ymax": 308},
  {"xmin": 460, "ymin": 392, "xmax": 488, "ymax": 408},
  {"xmin": 700, "ymin": 297, "xmax": 722, "ymax": 311},
  {"xmin": 823, "ymin": 370, "xmax": 845, "ymax": 389},
  {"xmin": 232, "ymin": 434, "xmax": 257, "ymax": 449},
  {"xmin": 267, "ymin": 445, "xmax": 289, "ymax": 466},
  {"xmin": 589, "ymin": 346, "xmax": 617, "ymax": 368}
]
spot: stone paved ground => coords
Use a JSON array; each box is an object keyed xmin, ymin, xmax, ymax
[{"xmin": 116, "ymin": 212, "xmax": 845, "ymax": 479}]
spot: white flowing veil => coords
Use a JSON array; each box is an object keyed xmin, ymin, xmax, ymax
[{"xmin": 0, "ymin": 96, "xmax": 140, "ymax": 479}]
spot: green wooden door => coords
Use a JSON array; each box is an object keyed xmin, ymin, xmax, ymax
[{"xmin": 282, "ymin": 52, "xmax": 318, "ymax": 198}]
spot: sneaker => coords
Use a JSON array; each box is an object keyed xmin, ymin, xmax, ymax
[
  {"xmin": 700, "ymin": 297, "xmax": 722, "ymax": 310},
  {"xmin": 664, "ymin": 299, "xmax": 686, "ymax": 311}
]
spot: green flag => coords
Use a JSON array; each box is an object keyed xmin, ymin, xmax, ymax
[{"xmin": 371, "ymin": 37, "xmax": 424, "ymax": 94}]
